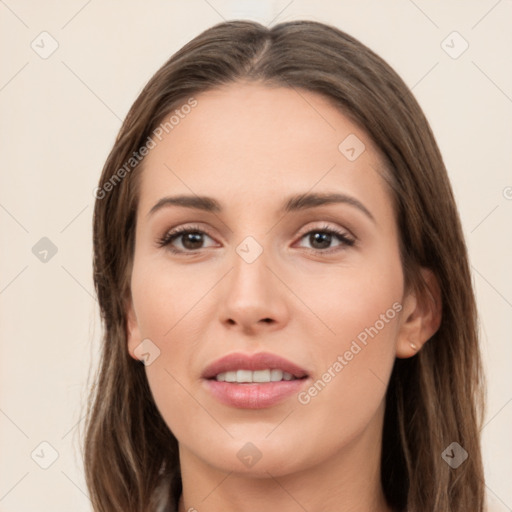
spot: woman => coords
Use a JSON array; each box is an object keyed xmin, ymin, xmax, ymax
[{"xmin": 84, "ymin": 20, "xmax": 486, "ymax": 511}]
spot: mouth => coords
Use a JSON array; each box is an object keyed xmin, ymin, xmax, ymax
[
  {"xmin": 201, "ymin": 352, "xmax": 310, "ymax": 409},
  {"xmin": 202, "ymin": 351, "xmax": 309, "ymax": 379},
  {"xmin": 213, "ymin": 368, "xmax": 304, "ymax": 383}
]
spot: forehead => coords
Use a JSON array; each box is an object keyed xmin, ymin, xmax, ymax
[
  {"xmin": 137, "ymin": 82, "xmax": 393, "ymax": 220},
  {"xmin": 149, "ymin": 82, "xmax": 378, "ymax": 165}
]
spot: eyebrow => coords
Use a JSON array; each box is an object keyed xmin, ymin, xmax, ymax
[{"xmin": 148, "ymin": 192, "xmax": 375, "ymax": 223}]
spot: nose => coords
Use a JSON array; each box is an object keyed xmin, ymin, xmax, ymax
[{"xmin": 218, "ymin": 243, "xmax": 290, "ymax": 334}]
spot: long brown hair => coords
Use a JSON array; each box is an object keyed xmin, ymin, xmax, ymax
[{"xmin": 84, "ymin": 20, "xmax": 486, "ymax": 511}]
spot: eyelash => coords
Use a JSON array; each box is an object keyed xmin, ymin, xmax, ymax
[{"xmin": 156, "ymin": 223, "xmax": 356, "ymax": 256}]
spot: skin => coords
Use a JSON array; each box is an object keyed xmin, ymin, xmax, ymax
[{"xmin": 126, "ymin": 82, "xmax": 441, "ymax": 512}]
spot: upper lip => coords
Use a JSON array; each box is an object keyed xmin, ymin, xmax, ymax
[{"xmin": 201, "ymin": 352, "xmax": 309, "ymax": 379}]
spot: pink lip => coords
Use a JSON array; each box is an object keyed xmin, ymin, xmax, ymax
[
  {"xmin": 204, "ymin": 380, "xmax": 308, "ymax": 409},
  {"xmin": 201, "ymin": 352, "xmax": 310, "ymax": 409}
]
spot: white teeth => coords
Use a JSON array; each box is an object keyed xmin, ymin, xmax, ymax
[
  {"xmin": 236, "ymin": 369, "xmax": 252, "ymax": 382},
  {"xmin": 270, "ymin": 369, "xmax": 283, "ymax": 381},
  {"xmin": 224, "ymin": 371, "xmax": 237, "ymax": 382},
  {"xmin": 252, "ymin": 369, "xmax": 271, "ymax": 382},
  {"xmin": 215, "ymin": 369, "xmax": 298, "ymax": 383}
]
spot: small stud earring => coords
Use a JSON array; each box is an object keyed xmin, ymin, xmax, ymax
[{"xmin": 410, "ymin": 342, "xmax": 418, "ymax": 351}]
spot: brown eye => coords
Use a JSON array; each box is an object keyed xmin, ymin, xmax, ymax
[
  {"xmin": 179, "ymin": 232, "xmax": 205, "ymax": 250},
  {"xmin": 308, "ymin": 231, "xmax": 333, "ymax": 250},
  {"xmin": 157, "ymin": 226, "xmax": 217, "ymax": 253},
  {"xmin": 297, "ymin": 226, "xmax": 355, "ymax": 252}
]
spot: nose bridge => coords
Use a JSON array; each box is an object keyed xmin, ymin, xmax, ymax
[
  {"xmin": 219, "ymin": 233, "xmax": 288, "ymax": 329},
  {"xmin": 230, "ymin": 234, "xmax": 272, "ymax": 306}
]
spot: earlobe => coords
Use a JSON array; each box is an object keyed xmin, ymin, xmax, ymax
[{"xmin": 396, "ymin": 268, "xmax": 442, "ymax": 358}]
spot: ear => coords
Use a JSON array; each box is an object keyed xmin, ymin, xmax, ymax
[
  {"xmin": 125, "ymin": 295, "xmax": 142, "ymax": 361},
  {"xmin": 396, "ymin": 268, "xmax": 442, "ymax": 358}
]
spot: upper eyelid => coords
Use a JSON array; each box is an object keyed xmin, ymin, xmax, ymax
[
  {"xmin": 165, "ymin": 221, "xmax": 352, "ymax": 236},
  {"xmin": 296, "ymin": 223, "xmax": 353, "ymax": 238}
]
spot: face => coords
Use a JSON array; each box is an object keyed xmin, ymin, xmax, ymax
[{"xmin": 126, "ymin": 82, "xmax": 418, "ymax": 477}]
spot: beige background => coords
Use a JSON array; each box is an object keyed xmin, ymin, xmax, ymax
[{"xmin": 1, "ymin": 1, "xmax": 511, "ymax": 510}]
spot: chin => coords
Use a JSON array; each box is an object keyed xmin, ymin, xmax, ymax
[{"xmin": 181, "ymin": 430, "xmax": 322, "ymax": 478}]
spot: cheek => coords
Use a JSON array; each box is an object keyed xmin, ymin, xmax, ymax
[
  {"xmin": 296, "ymin": 252, "xmax": 403, "ymax": 415},
  {"xmin": 130, "ymin": 254, "xmax": 209, "ymax": 341},
  {"xmin": 329, "ymin": 269, "xmax": 402, "ymax": 357},
  {"xmin": 299, "ymin": 247, "xmax": 403, "ymax": 351},
  {"xmin": 130, "ymin": 259, "xmax": 215, "ymax": 425}
]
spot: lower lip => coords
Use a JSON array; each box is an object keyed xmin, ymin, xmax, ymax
[{"xmin": 203, "ymin": 378, "xmax": 309, "ymax": 409}]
